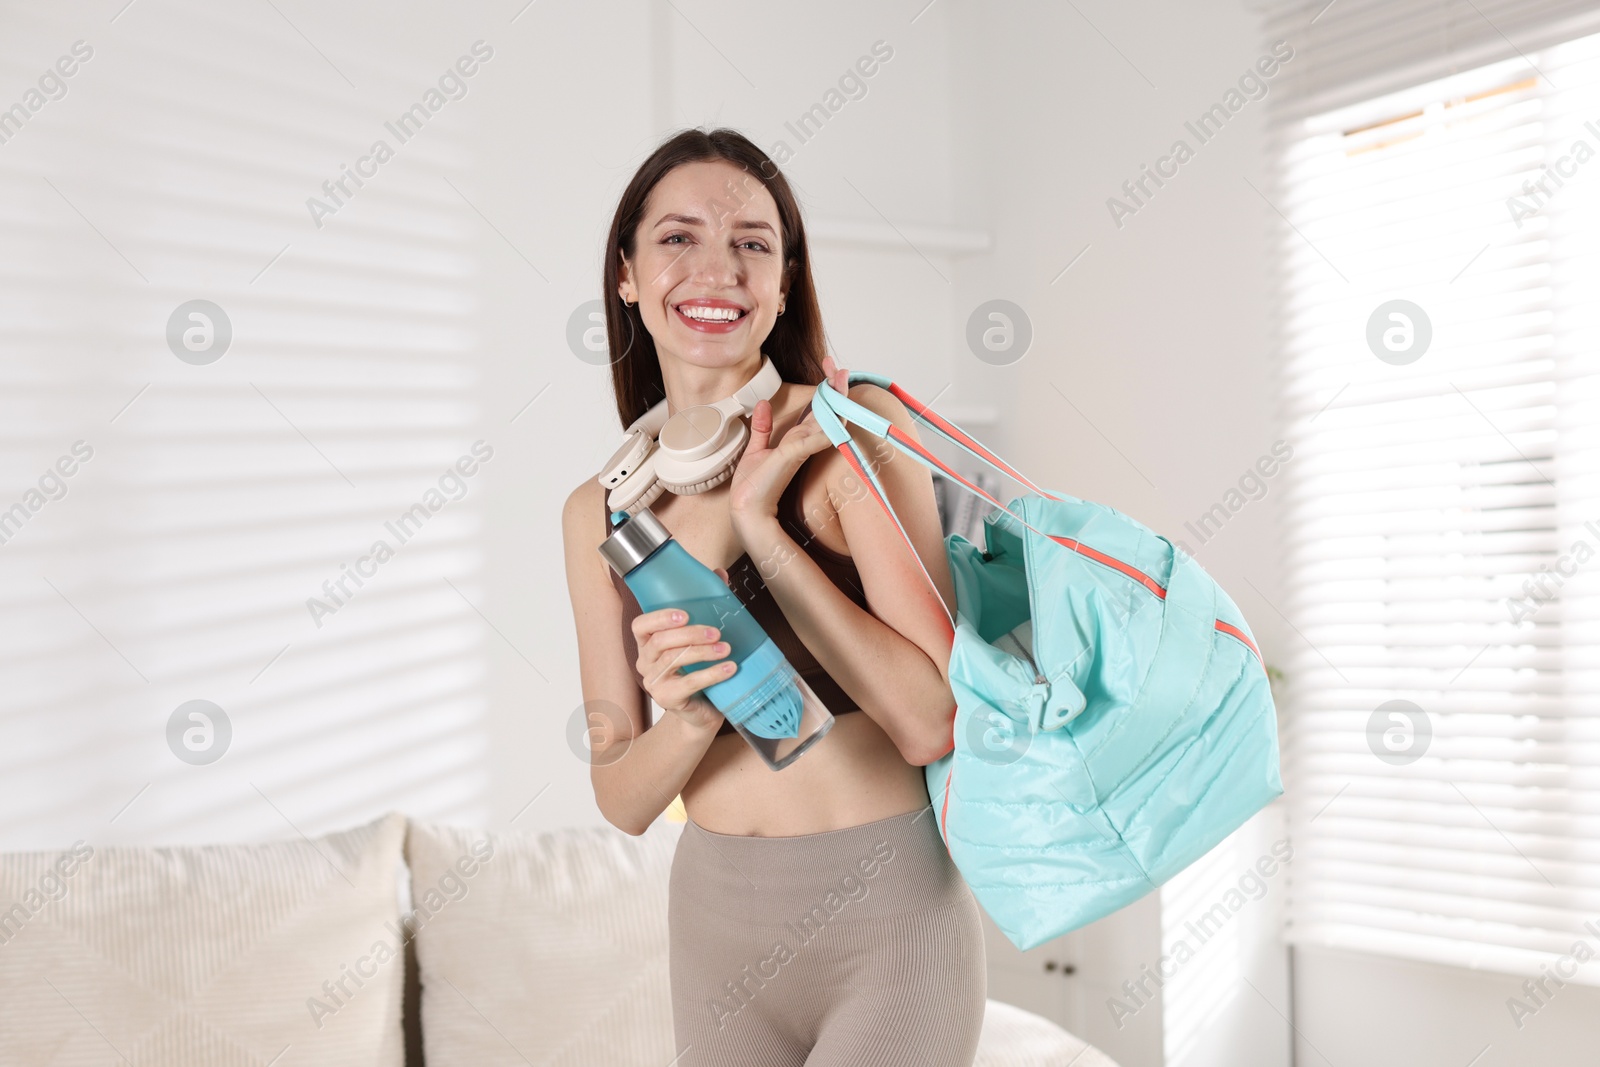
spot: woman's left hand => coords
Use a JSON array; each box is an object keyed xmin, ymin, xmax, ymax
[{"xmin": 727, "ymin": 355, "xmax": 850, "ymax": 532}]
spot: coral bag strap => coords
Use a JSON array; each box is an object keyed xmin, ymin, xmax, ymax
[{"xmin": 809, "ymin": 374, "xmax": 1068, "ymax": 642}]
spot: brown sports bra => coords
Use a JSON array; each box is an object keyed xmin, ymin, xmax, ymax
[{"xmin": 605, "ymin": 474, "xmax": 869, "ymax": 738}]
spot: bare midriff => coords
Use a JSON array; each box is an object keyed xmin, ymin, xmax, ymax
[{"xmin": 681, "ymin": 709, "xmax": 932, "ymax": 836}]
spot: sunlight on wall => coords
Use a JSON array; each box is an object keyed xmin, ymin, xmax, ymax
[
  {"xmin": 0, "ymin": 1, "xmax": 489, "ymax": 848},
  {"xmin": 1161, "ymin": 828, "xmax": 1247, "ymax": 1066}
]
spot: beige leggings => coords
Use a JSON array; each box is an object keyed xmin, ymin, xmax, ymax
[{"xmin": 668, "ymin": 805, "xmax": 987, "ymax": 1067}]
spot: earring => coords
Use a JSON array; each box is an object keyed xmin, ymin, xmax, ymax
[{"xmin": 623, "ymin": 296, "xmax": 634, "ymax": 307}]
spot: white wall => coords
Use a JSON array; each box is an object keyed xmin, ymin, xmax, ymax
[
  {"xmin": 1292, "ymin": 944, "xmax": 1600, "ymax": 1065},
  {"xmin": 2, "ymin": 1, "xmax": 506, "ymax": 848}
]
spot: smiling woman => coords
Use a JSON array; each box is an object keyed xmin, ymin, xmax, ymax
[{"xmin": 559, "ymin": 127, "xmax": 984, "ymax": 1066}]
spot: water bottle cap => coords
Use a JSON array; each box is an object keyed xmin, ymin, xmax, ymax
[{"xmin": 597, "ymin": 506, "xmax": 672, "ymax": 576}]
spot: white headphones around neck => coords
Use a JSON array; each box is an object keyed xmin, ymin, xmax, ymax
[{"xmin": 598, "ymin": 354, "xmax": 784, "ymax": 514}]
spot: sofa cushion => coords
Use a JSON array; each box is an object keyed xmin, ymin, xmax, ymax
[
  {"xmin": 403, "ymin": 815, "xmax": 682, "ymax": 1066},
  {"xmin": 405, "ymin": 814, "xmax": 1123, "ymax": 1067},
  {"xmin": 0, "ymin": 810, "xmax": 407, "ymax": 1066}
]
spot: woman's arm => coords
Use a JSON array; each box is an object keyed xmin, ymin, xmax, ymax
[
  {"xmin": 733, "ymin": 383, "xmax": 960, "ymax": 766},
  {"xmin": 560, "ymin": 479, "xmax": 721, "ymax": 835}
]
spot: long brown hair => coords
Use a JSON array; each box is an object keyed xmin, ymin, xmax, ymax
[{"xmin": 601, "ymin": 127, "xmax": 828, "ymax": 428}]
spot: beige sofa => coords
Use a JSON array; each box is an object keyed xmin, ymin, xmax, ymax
[{"xmin": 0, "ymin": 811, "xmax": 1121, "ymax": 1066}]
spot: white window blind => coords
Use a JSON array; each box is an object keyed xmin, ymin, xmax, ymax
[
  {"xmin": 0, "ymin": 3, "xmax": 493, "ymax": 846},
  {"xmin": 1266, "ymin": 9, "xmax": 1600, "ymax": 984},
  {"xmin": 1261, "ymin": 0, "xmax": 1600, "ymax": 123}
]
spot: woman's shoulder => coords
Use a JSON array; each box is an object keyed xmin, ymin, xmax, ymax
[
  {"xmin": 564, "ymin": 473, "xmax": 606, "ymax": 516},
  {"xmin": 561, "ymin": 475, "xmax": 610, "ymax": 555},
  {"xmin": 796, "ymin": 380, "xmax": 908, "ymax": 475}
]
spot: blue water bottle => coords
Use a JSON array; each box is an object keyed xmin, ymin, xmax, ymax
[{"xmin": 598, "ymin": 506, "xmax": 835, "ymax": 771}]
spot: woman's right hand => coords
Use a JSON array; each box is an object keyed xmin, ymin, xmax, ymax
[{"xmin": 630, "ymin": 601, "xmax": 737, "ymax": 733}]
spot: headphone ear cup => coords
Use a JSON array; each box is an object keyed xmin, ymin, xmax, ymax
[
  {"xmin": 627, "ymin": 479, "xmax": 668, "ymax": 510},
  {"xmin": 606, "ymin": 446, "xmax": 665, "ymax": 512},
  {"xmin": 599, "ymin": 430, "xmax": 653, "ymax": 490},
  {"xmin": 654, "ymin": 418, "xmax": 748, "ymax": 495},
  {"xmin": 609, "ymin": 475, "xmax": 666, "ymax": 512},
  {"xmin": 665, "ymin": 467, "xmax": 734, "ymax": 496}
]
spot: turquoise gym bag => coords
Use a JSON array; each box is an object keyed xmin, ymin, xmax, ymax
[{"xmin": 810, "ymin": 374, "xmax": 1285, "ymax": 951}]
